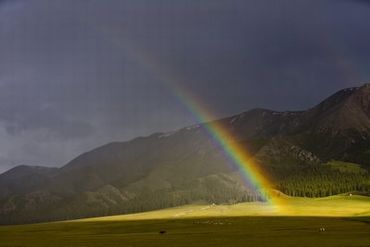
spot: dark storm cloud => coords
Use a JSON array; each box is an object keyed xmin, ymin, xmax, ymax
[
  {"xmin": 0, "ymin": 0, "xmax": 14, "ymax": 5},
  {"xmin": 345, "ymin": 0, "xmax": 370, "ymax": 6},
  {"xmin": 0, "ymin": 0, "xmax": 369, "ymax": 172}
]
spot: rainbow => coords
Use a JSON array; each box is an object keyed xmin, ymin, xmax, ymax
[
  {"xmin": 170, "ymin": 83, "xmax": 276, "ymax": 202},
  {"xmin": 97, "ymin": 28, "xmax": 283, "ymax": 209}
]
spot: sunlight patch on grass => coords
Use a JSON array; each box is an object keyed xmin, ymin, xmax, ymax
[{"xmin": 73, "ymin": 195, "xmax": 370, "ymax": 223}]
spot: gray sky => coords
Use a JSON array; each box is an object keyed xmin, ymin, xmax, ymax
[{"xmin": 0, "ymin": 0, "xmax": 369, "ymax": 172}]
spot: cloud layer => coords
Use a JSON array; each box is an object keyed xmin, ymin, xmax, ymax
[{"xmin": 0, "ymin": 0, "xmax": 369, "ymax": 172}]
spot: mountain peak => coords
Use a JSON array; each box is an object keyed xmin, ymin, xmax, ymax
[
  {"xmin": 360, "ymin": 82, "xmax": 370, "ymax": 88},
  {"xmin": 344, "ymin": 83, "xmax": 370, "ymax": 108},
  {"xmin": 1, "ymin": 84, "xmax": 370, "ymax": 224},
  {"xmin": 304, "ymin": 83, "xmax": 370, "ymax": 136}
]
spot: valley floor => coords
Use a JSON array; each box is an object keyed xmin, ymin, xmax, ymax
[{"xmin": 0, "ymin": 196, "xmax": 369, "ymax": 247}]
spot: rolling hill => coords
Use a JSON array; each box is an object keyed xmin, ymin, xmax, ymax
[{"xmin": 0, "ymin": 84, "xmax": 370, "ymax": 224}]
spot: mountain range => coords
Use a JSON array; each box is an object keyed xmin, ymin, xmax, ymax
[{"xmin": 1, "ymin": 84, "xmax": 370, "ymax": 224}]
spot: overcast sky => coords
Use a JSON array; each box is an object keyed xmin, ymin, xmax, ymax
[{"xmin": 0, "ymin": 0, "xmax": 369, "ymax": 172}]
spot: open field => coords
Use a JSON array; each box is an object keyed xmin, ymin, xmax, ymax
[{"xmin": 0, "ymin": 196, "xmax": 369, "ymax": 247}]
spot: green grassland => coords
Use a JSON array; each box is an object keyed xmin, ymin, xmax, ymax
[{"xmin": 0, "ymin": 195, "xmax": 369, "ymax": 247}]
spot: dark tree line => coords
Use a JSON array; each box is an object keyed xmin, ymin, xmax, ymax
[{"xmin": 275, "ymin": 165, "xmax": 370, "ymax": 197}]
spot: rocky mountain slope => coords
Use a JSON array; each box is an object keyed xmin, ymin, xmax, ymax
[{"xmin": 1, "ymin": 84, "xmax": 370, "ymax": 224}]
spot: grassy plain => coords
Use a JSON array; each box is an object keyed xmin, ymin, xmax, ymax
[{"xmin": 0, "ymin": 195, "xmax": 369, "ymax": 247}]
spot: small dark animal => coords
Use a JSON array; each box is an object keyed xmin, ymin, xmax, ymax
[{"xmin": 159, "ymin": 230, "xmax": 167, "ymax": 234}]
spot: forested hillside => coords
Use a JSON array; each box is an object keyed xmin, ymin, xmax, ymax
[{"xmin": 1, "ymin": 84, "xmax": 370, "ymax": 224}]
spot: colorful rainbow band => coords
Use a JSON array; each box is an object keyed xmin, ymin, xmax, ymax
[{"xmin": 98, "ymin": 30, "xmax": 283, "ymax": 210}]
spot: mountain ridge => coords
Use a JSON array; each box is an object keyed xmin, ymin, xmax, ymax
[{"xmin": 0, "ymin": 84, "xmax": 370, "ymax": 224}]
